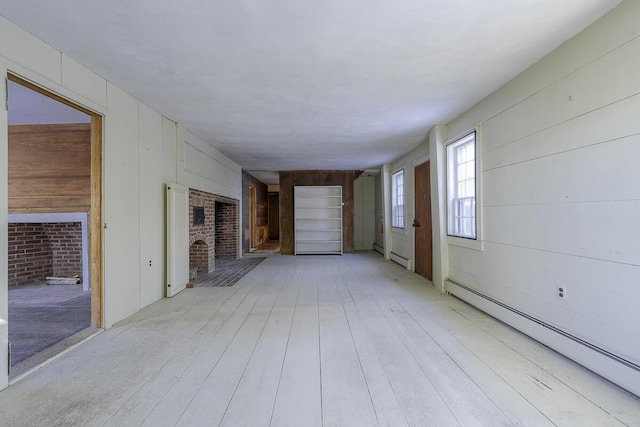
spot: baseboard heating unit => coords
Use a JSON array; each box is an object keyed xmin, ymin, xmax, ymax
[
  {"xmin": 445, "ymin": 278, "xmax": 640, "ymax": 397},
  {"xmin": 390, "ymin": 251, "xmax": 411, "ymax": 270},
  {"xmin": 373, "ymin": 243, "xmax": 384, "ymax": 256}
]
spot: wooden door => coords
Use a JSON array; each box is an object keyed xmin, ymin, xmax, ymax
[
  {"xmin": 166, "ymin": 183, "xmax": 189, "ymax": 297},
  {"xmin": 414, "ymin": 161, "xmax": 433, "ymax": 280}
]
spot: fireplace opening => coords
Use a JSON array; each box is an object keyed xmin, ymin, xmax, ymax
[
  {"xmin": 189, "ymin": 189, "xmax": 239, "ymax": 276},
  {"xmin": 215, "ymin": 201, "xmax": 238, "ymax": 259},
  {"xmin": 189, "ymin": 239, "xmax": 209, "ymax": 277}
]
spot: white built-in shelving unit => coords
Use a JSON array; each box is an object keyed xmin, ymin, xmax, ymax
[{"xmin": 294, "ymin": 185, "xmax": 343, "ymax": 255}]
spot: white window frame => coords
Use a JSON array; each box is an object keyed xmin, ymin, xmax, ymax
[
  {"xmin": 391, "ymin": 169, "xmax": 405, "ymax": 229},
  {"xmin": 445, "ymin": 127, "xmax": 483, "ymax": 251}
]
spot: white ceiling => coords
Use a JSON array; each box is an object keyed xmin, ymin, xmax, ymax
[{"xmin": 0, "ymin": 1, "xmax": 622, "ymax": 178}]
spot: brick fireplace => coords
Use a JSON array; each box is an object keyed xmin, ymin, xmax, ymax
[
  {"xmin": 189, "ymin": 189, "xmax": 239, "ymax": 275},
  {"xmin": 7, "ymin": 213, "xmax": 89, "ymax": 290}
]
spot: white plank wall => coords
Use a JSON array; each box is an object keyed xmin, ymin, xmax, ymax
[
  {"xmin": 0, "ymin": 253, "xmax": 638, "ymax": 426},
  {"xmin": 103, "ymin": 82, "xmax": 142, "ymax": 326},
  {"xmin": 177, "ymin": 125, "xmax": 242, "ymax": 201},
  {"xmin": 0, "ymin": 12, "xmax": 244, "ymax": 336},
  {"xmin": 353, "ymin": 175, "xmax": 376, "ymax": 251},
  {"xmin": 138, "ymin": 103, "xmax": 166, "ymax": 307},
  {"xmin": 439, "ymin": 0, "xmax": 640, "ymax": 387}
]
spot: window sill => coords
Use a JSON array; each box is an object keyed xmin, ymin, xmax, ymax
[{"xmin": 447, "ymin": 235, "xmax": 484, "ymax": 251}]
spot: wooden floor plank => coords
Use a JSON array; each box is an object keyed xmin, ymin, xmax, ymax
[
  {"xmin": 270, "ymin": 257, "xmax": 323, "ymax": 427},
  {"xmin": 174, "ymin": 258, "xmax": 292, "ymax": 426},
  {"xmin": 335, "ymin": 257, "xmax": 460, "ymax": 426},
  {"xmin": 345, "ymin": 305, "xmax": 443, "ymax": 426},
  {"xmin": 317, "ymin": 257, "xmax": 379, "ymax": 427},
  {"xmin": 0, "ymin": 252, "xmax": 637, "ymax": 427},
  {"xmin": 140, "ymin": 279, "xmax": 277, "ymax": 426},
  {"xmin": 218, "ymin": 259, "xmax": 299, "ymax": 427},
  {"xmin": 399, "ymin": 293, "xmax": 629, "ymax": 426},
  {"xmin": 470, "ymin": 314, "xmax": 640, "ymax": 426},
  {"xmin": 331, "ymin": 259, "xmax": 411, "ymax": 427},
  {"xmin": 351, "ymin": 254, "xmax": 557, "ymax": 426},
  {"xmin": 337, "ymin": 255, "xmax": 514, "ymax": 426},
  {"xmin": 103, "ymin": 282, "xmax": 260, "ymax": 426},
  {"xmin": 4, "ymin": 288, "xmax": 241, "ymax": 426}
]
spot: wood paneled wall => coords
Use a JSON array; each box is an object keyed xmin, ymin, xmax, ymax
[
  {"xmin": 9, "ymin": 123, "xmax": 91, "ymax": 213},
  {"xmin": 268, "ymin": 193, "xmax": 280, "ymax": 240},
  {"xmin": 279, "ymin": 170, "xmax": 362, "ymax": 254}
]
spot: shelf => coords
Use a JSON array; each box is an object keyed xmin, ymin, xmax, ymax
[
  {"xmin": 295, "ymin": 228, "xmax": 342, "ymax": 232},
  {"xmin": 296, "ymin": 195, "xmax": 342, "ymax": 198},
  {"xmin": 296, "ymin": 218, "xmax": 342, "ymax": 221},
  {"xmin": 294, "ymin": 185, "xmax": 343, "ymax": 255},
  {"xmin": 296, "ymin": 240, "xmax": 342, "ymax": 243}
]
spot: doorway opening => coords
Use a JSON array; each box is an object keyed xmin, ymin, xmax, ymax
[
  {"xmin": 215, "ymin": 201, "xmax": 239, "ymax": 259},
  {"xmin": 251, "ymin": 190, "xmax": 280, "ymax": 255},
  {"xmin": 243, "ymin": 172, "xmax": 279, "ymax": 256},
  {"xmin": 189, "ymin": 239, "xmax": 209, "ymax": 278},
  {"xmin": 6, "ymin": 75, "xmax": 102, "ymax": 380}
]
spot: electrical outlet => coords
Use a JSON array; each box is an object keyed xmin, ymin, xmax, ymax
[{"xmin": 557, "ymin": 285, "xmax": 567, "ymax": 300}]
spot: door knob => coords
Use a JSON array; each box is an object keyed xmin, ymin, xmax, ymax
[{"xmin": 412, "ymin": 219, "xmax": 420, "ymax": 227}]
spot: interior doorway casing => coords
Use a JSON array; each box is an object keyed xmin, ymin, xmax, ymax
[
  {"xmin": 6, "ymin": 74, "xmax": 103, "ymax": 329},
  {"xmin": 1, "ymin": 63, "xmax": 9, "ymax": 390}
]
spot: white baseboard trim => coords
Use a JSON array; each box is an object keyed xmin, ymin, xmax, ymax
[{"xmin": 445, "ymin": 278, "xmax": 640, "ymax": 397}]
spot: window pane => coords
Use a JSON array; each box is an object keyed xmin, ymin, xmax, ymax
[
  {"xmin": 392, "ymin": 169, "xmax": 405, "ymax": 228},
  {"xmin": 447, "ymin": 132, "xmax": 476, "ymax": 239}
]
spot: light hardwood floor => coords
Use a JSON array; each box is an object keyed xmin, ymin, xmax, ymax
[{"xmin": 1, "ymin": 252, "xmax": 638, "ymax": 426}]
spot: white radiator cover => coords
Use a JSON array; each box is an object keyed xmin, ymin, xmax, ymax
[{"xmin": 446, "ymin": 278, "xmax": 640, "ymax": 397}]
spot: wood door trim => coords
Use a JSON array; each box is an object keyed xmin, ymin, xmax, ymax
[
  {"xmin": 9, "ymin": 73, "xmax": 103, "ymax": 328},
  {"xmin": 8, "ymin": 74, "xmax": 96, "ymax": 117},
  {"xmin": 90, "ymin": 115, "xmax": 103, "ymax": 328}
]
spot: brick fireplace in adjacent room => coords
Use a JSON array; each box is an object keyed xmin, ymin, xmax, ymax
[
  {"xmin": 7, "ymin": 213, "xmax": 89, "ymax": 289},
  {"xmin": 189, "ymin": 189, "xmax": 239, "ymax": 275}
]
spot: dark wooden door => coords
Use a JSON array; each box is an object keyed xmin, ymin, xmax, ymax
[
  {"xmin": 414, "ymin": 161, "xmax": 433, "ymax": 280},
  {"xmin": 268, "ymin": 193, "xmax": 280, "ymax": 240}
]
